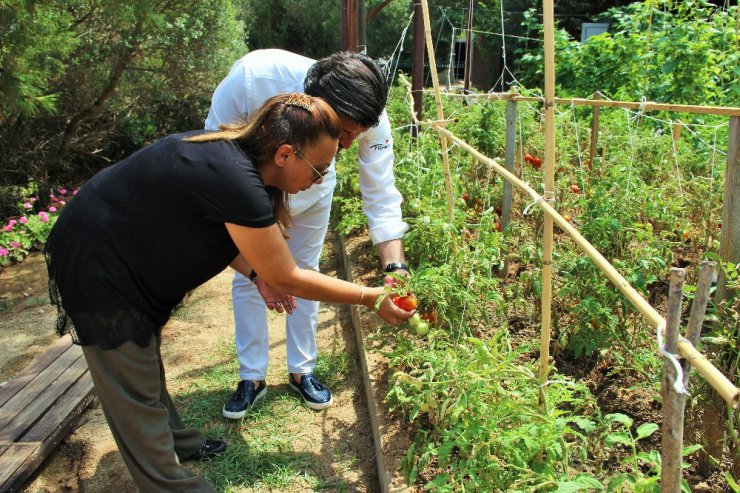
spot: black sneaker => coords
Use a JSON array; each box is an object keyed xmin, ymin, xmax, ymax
[
  {"xmin": 222, "ymin": 380, "xmax": 266, "ymax": 419},
  {"xmin": 182, "ymin": 439, "xmax": 227, "ymax": 462},
  {"xmin": 289, "ymin": 373, "xmax": 333, "ymax": 410}
]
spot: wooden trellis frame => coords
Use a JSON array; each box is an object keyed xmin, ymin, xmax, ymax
[{"xmin": 411, "ymin": 0, "xmax": 739, "ymax": 410}]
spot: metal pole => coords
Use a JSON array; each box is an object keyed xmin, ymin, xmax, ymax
[{"xmin": 463, "ymin": 0, "xmax": 474, "ymax": 92}]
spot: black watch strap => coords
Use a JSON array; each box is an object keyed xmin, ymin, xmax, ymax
[
  {"xmin": 248, "ymin": 270, "xmax": 258, "ymax": 282},
  {"xmin": 384, "ymin": 262, "xmax": 409, "ymax": 273}
]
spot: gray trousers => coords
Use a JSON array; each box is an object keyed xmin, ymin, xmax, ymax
[{"xmin": 82, "ymin": 336, "xmax": 216, "ymax": 492}]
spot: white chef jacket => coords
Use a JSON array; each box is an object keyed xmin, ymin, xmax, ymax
[{"xmin": 205, "ymin": 49, "xmax": 408, "ymax": 245}]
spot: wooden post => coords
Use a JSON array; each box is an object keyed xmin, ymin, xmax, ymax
[
  {"xmin": 661, "ymin": 268, "xmax": 686, "ymax": 493},
  {"xmin": 340, "ymin": 0, "xmax": 358, "ymax": 51},
  {"xmin": 357, "ymin": 0, "xmax": 366, "ymax": 53},
  {"xmin": 589, "ymin": 92, "xmax": 601, "ymax": 170},
  {"xmin": 539, "ymin": 0, "xmax": 556, "ymax": 390},
  {"xmin": 672, "ymin": 119, "xmax": 683, "ymax": 151},
  {"xmin": 717, "ymin": 116, "xmax": 740, "ymax": 301},
  {"xmin": 411, "ymin": 0, "xmax": 424, "ymax": 137}
]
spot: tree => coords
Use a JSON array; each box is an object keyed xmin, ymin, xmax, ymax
[
  {"xmin": 0, "ymin": 0, "xmax": 246, "ymax": 197},
  {"xmin": 0, "ymin": 0, "xmax": 79, "ymax": 122}
]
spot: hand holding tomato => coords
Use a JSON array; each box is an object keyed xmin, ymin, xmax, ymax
[
  {"xmin": 363, "ymin": 287, "xmax": 415, "ymax": 326},
  {"xmin": 391, "ymin": 293, "xmax": 417, "ymax": 311}
]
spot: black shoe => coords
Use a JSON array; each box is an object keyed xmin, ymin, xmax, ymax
[
  {"xmin": 289, "ymin": 373, "xmax": 333, "ymax": 410},
  {"xmin": 183, "ymin": 439, "xmax": 227, "ymax": 462},
  {"xmin": 222, "ymin": 380, "xmax": 266, "ymax": 419}
]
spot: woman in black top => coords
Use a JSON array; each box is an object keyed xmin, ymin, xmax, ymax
[{"xmin": 45, "ymin": 93, "xmax": 413, "ymax": 492}]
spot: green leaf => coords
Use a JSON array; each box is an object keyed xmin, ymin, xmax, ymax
[
  {"xmin": 605, "ymin": 431, "xmax": 632, "ymax": 447},
  {"xmin": 682, "ymin": 444, "xmax": 702, "ymax": 456},
  {"xmin": 635, "ymin": 423, "xmax": 659, "ymax": 440},
  {"xmin": 605, "ymin": 413, "xmax": 633, "ymax": 428},
  {"xmin": 556, "ymin": 475, "xmax": 604, "ymax": 492}
]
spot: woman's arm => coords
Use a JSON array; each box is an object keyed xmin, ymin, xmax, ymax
[{"xmin": 225, "ymin": 223, "xmax": 413, "ymax": 326}]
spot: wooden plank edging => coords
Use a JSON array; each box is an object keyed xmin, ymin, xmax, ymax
[{"xmin": 337, "ymin": 233, "xmax": 411, "ymax": 493}]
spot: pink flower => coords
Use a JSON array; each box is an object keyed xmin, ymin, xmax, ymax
[
  {"xmin": 72, "ymin": 189, "xmax": 79, "ymax": 196},
  {"xmin": 9, "ymin": 241, "xmax": 21, "ymax": 248},
  {"xmin": 8, "ymin": 219, "xmax": 17, "ymax": 227},
  {"xmin": 23, "ymin": 202, "xmax": 32, "ymax": 209},
  {"xmin": 59, "ymin": 201, "xmax": 66, "ymax": 206},
  {"xmin": 0, "ymin": 248, "xmax": 8, "ymax": 257},
  {"xmin": 29, "ymin": 197, "xmax": 37, "ymax": 203},
  {"xmin": 48, "ymin": 206, "xmax": 57, "ymax": 212},
  {"xmin": 59, "ymin": 188, "xmax": 68, "ymax": 195},
  {"xmin": 50, "ymin": 195, "xmax": 59, "ymax": 203},
  {"xmin": 2, "ymin": 225, "xmax": 11, "ymax": 232},
  {"xmin": 19, "ymin": 217, "xmax": 28, "ymax": 224},
  {"xmin": 39, "ymin": 211, "xmax": 49, "ymax": 223}
]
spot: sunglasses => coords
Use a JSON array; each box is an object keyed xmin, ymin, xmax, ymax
[{"xmin": 293, "ymin": 147, "xmax": 331, "ymax": 183}]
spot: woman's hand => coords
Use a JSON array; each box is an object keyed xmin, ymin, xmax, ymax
[
  {"xmin": 364, "ymin": 286, "xmax": 415, "ymax": 326},
  {"xmin": 255, "ymin": 278, "xmax": 297, "ymax": 314}
]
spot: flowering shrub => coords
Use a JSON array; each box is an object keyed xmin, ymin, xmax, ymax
[{"xmin": 0, "ymin": 186, "xmax": 77, "ymax": 267}]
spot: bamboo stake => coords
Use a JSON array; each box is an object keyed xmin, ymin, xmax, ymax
[
  {"xmin": 661, "ymin": 268, "xmax": 686, "ymax": 493},
  {"xmin": 432, "ymin": 91, "xmax": 740, "ymax": 117},
  {"xmin": 683, "ymin": 262, "xmax": 715, "ymax": 355},
  {"xmin": 423, "ymin": 122, "xmax": 740, "ymax": 408},
  {"xmin": 539, "ymin": 0, "xmax": 556, "ymax": 386},
  {"xmin": 419, "ymin": 0, "xmax": 455, "ymax": 223},
  {"xmin": 589, "ymin": 92, "xmax": 601, "ymax": 170},
  {"xmin": 672, "ymin": 119, "xmax": 683, "ymax": 149}
]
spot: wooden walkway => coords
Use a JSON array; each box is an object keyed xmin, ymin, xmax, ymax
[{"xmin": 0, "ymin": 335, "xmax": 94, "ymax": 492}]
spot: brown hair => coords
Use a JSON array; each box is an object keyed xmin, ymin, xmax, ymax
[{"xmin": 185, "ymin": 93, "xmax": 341, "ymax": 227}]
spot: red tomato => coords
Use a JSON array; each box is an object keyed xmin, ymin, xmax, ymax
[
  {"xmin": 420, "ymin": 310, "xmax": 437, "ymax": 325},
  {"xmin": 531, "ymin": 156, "xmax": 543, "ymax": 168},
  {"xmin": 524, "ymin": 153, "xmax": 533, "ymax": 163},
  {"xmin": 495, "ymin": 222, "xmax": 502, "ymax": 232},
  {"xmin": 391, "ymin": 293, "xmax": 417, "ymax": 311},
  {"xmin": 570, "ymin": 184, "xmax": 580, "ymax": 193},
  {"xmin": 462, "ymin": 193, "xmax": 469, "ymax": 202}
]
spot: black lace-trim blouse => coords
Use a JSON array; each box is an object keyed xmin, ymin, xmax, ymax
[{"xmin": 45, "ymin": 131, "xmax": 275, "ymax": 348}]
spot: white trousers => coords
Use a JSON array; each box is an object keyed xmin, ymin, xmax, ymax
[{"xmin": 232, "ymin": 192, "xmax": 333, "ymax": 381}]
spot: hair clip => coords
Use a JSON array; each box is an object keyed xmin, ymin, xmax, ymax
[{"xmin": 285, "ymin": 93, "xmax": 314, "ymax": 112}]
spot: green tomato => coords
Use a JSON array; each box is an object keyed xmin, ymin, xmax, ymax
[
  {"xmin": 415, "ymin": 321, "xmax": 430, "ymax": 336},
  {"xmin": 408, "ymin": 313, "xmax": 422, "ymax": 328}
]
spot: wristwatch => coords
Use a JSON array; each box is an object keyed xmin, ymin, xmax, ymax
[
  {"xmin": 384, "ymin": 262, "xmax": 409, "ymax": 273},
  {"xmin": 248, "ymin": 270, "xmax": 258, "ymax": 283}
]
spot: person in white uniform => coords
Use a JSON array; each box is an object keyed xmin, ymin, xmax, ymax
[{"xmin": 206, "ymin": 49, "xmax": 409, "ymax": 417}]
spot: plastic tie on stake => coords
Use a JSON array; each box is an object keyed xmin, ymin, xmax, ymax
[
  {"xmin": 637, "ymin": 96, "xmax": 648, "ymax": 118},
  {"xmin": 522, "ymin": 185, "xmax": 543, "ymax": 216},
  {"xmin": 656, "ymin": 323, "xmax": 688, "ymax": 395}
]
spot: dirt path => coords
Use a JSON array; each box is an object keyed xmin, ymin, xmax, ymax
[{"xmin": 1, "ymin": 232, "xmax": 380, "ymax": 492}]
